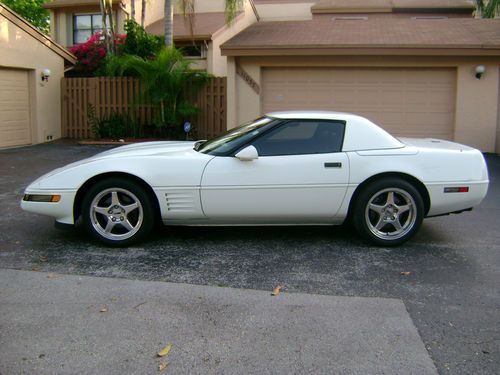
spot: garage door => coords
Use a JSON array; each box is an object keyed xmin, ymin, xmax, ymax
[
  {"xmin": 262, "ymin": 68, "xmax": 456, "ymax": 139},
  {"xmin": 0, "ymin": 68, "xmax": 31, "ymax": 148}
]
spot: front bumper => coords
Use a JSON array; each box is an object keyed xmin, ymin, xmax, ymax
[{"xmin": 21, "ymin": 190, "xmax": 77, "ymax": 224}]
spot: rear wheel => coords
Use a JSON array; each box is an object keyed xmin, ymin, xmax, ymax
[
  {"xmin": 82, "ymin": 178, "xmax": 155, "ymax": 246},
  {"xmin": 353, "ymin": 178, "xmax": 424, "ymax": 246}
]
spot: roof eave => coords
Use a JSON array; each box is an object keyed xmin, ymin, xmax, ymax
[
  {"xmin": 221, "ymin": 46, "xmax": 500, "ymax": 57},
  {"xmin": 174, "ymin": 35, "xmax": 212, "ymax": 42}
]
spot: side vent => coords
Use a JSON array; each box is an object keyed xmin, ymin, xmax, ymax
[{"xmin": 164, "ymin": 192, "xmax": 195, "ymax": 212}]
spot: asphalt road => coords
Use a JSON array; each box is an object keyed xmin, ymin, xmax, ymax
[{"xmin": 0, "ymin": 142, "xmax": 499, "ymax": 374}]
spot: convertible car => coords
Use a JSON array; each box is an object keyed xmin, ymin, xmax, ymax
[{"xmin": 21, "ymin": 111, "xmax": 489, "ymax": 247}]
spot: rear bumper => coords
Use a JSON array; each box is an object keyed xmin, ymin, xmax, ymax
[{"xmin": 426, "ymin": 180, "xmax": 489, "ymax": 217}]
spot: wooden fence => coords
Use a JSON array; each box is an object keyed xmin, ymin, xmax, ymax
[{"xmin": 61, "ymin": 77, "xmax": 227, "ymax": 139}]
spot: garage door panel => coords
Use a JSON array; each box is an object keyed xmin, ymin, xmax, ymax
[
  {"xmin": 262, "ymin": 68, "xmax": 456, "ymax": 140},
  {"xmin": 0, "ymin": 69, "xmax": 31, "ymax": 148}
]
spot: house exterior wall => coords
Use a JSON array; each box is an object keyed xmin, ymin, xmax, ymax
[
  {"xmin": 0, "ymin": 15, "xmax": 66, "ymax": 144},
  {"xmin": 139, "ymin": 0, "xmax": 231, "ymax": 28},
  {"xmin": 209, "ymin": 1, "xmax": 259, "ymax": 76},
  {"xmin": 227, "ymin": 55, "xmax": 500, "ymax": 152},
  {"xmin": 255, "ymin": 2, "xmax": 314, "ymax": 21},
  {"xmin": 48, "ymin": 6, "xmax": 128, "ymax": 48},
  {"xmin": 497, "ymin": 69, "xmax": 500, "ymax": 154}
]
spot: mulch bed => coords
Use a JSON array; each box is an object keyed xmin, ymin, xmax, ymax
[{"xmin": 78, "ymin": 138, "xmax": 168, "ymax": 145}]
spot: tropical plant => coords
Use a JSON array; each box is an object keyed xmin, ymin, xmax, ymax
[
  {"xmin": 121, "ymin": 20, "xmax": 163, "ymax": 59},
  {"xmin": 0, "ymin": 0, "xmax": 50, "ymax": 33},
  {"xmin": 474, "ymin": 0, "xmax": 500, "ymax": 17},
  {"xmin": 106, "ymin": 47, "xmax": 209, "ymax": 132},
  {"xmin": 164, "ymin": 0, "xmax": 244, "ymax": 46}
]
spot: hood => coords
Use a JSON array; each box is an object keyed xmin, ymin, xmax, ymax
[
  {"xmin": 30, "ymin": 141, "xmax": 199, "ymax": 186},
  {"xmin": 95, "ymin": 141, "xmax": 197, "ymax": 158}
]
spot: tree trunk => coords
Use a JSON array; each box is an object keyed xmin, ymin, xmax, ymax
[
  {"xmin": 106, "ymin": 0, "xmax": 116, "ymax": 54},
  {"xmin": 99, "ymin": 0, "xmax": 110, "ymax": 52},
  {"xmin": 164, "ymin": 0, "xmax": 173, "ymax": 47},
  {"xmin": 141, "ymin": 0, "xmax": 146, "ymax": 27},
  {"xmin": 131, "ymin": 0, "xmax": 135, "ymax": 21}
]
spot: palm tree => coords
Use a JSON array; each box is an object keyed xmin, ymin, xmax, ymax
[
  {"xmin": 141, "ymin": 0, "xmax": 146, "ymax": 27},
  {"xmin": 99, "ymin": 0, "xmax": 116, "ymax": 54},
  {"xmin": 164, "ymin": 0, "xmax": 243, "ymax": 47},
  {"xmin": 474, "ymin": 0, "xmax": 500, "ymax": 17},
  {"xmin": 107, "ymin": 48, "xmax": 209, "ymax": 129}
]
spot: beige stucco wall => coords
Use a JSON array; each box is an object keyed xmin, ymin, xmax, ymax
[
  {"xmin": 455, "ymin": 63, "xmax": 499, "ymax": 153},
  {"xmin": 255, "ymin": 2, "xmax": 315, "ymax": 21},
  {"xmin": 49, "ymin": 6, "xmax": 128, "ymax": 47},
  {"xmin": 140, "ymin": 0, "xmax": 231, "ymax": 28},
  {"xmin": 209, "ymin": 1, "xmax": 258, "ymax": 76},
  {"xmin": 227, "ymin": 55, "xmax": 500, "ymax": 152},
  {"xmin": 496, "ymin": 68, "xmax": 500, "ymax": 154},
  {"xmin": 0, "ymin": 15, "xmax": 66, "ymax": 144}
]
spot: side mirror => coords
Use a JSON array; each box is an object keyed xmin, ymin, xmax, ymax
[{"xmin": 235, "ymin": 145, "xmax": 258, "ymax": 161}]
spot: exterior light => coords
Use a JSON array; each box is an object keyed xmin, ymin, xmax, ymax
[
  {"xmin": 475, "ymin": 65, "xmax": 485, "ymax": 80},
  {"xmin": 41, "ymin": 68, "xmax": 51, "ymax": 82}
]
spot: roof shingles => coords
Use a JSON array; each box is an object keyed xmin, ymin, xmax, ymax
[{"xmin": 221, "ymin": 18, "xmax": 500, "ymax": 53}]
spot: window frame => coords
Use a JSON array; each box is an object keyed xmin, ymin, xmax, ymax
[
  {"xmin": 175, "ymin": 41, "xmax": 208, "ymax": 59},
  {"xmin": 232, "ymin": 118, "xmax": 347, "ymax": 157},
  {"xmin": 72, "ymin": 13, "xmax": 107, "ymax": 45}
]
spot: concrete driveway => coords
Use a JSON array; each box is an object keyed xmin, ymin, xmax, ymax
[{"xmin": 0, "ymin": 143, "xmax": 498, "ymax": 374}]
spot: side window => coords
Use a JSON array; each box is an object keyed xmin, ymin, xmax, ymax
[
  {"xmin": 73, "ymin": 14, "xmax": 108, "ymax": 44},
  {"xmin": 252, "ymin": 120, "xmax": 345, "ymax": 156}
]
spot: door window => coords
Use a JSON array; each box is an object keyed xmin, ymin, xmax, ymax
[{"xmin": 252, "ymin": 120, "xmax": 345, "ymax": 156}]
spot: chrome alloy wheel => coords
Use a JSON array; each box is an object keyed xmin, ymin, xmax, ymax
[
  {"xmin": 89, "ymin": 188, "xmax": 143, "ymax": 241},
  {"xmin": 365, "ymin": 188, "xmax": 417, "ymax": 241}
]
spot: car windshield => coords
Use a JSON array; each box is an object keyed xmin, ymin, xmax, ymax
[{"xmin": 195, "ymin": 117, "xmax": 276, "ymax": 155}]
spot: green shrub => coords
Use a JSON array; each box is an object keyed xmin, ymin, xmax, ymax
[{"xmin": 88, "ymin": 105, "xmax": 140, "ymax": 139}]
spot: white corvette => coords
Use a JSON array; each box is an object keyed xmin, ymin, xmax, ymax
[{"xmin": 21, "ymin": 111, "xmax": 489, "ymax": 246}]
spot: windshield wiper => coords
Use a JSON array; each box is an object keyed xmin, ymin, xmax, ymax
[{"xmin": 193, "ymin": 140, "xmax": 206, "ymax": 151}]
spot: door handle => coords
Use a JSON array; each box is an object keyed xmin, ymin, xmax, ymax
[{"xmin": 324, "ymin": 162, "xmax": 342, "ymax": 168}]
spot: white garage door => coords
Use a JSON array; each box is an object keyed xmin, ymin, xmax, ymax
[
  {"xmin": 0, "ymin": 68, "xmax": 31, "ymax": 148},
  {"xmin": 262, "ymin": 68, "xmax": 456, "ymax": 140}
]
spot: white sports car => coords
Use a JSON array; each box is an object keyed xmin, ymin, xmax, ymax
[{"xmin": 21, "ymin": 111, "xmax": 489, "ymax": 247}]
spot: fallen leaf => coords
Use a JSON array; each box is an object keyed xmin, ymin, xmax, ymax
[
  {"xmin": 111, "ymin": 296, "xmax": 119, "ymax": 302},
  {"xmin": 100, "ymin": 307, "xmax": 108, "ymax": 313},
  {"xmin": 15, "ymin": 241, "xmax": 20, "ymax": 245},
  {"xmin": 158, "ymin": 362, "xmax": 169, "ymax": 371},
  {"xmin": 39, "ymin": 256, "xmax": 47, "ymax": 262},
  {"xmin": 271, "ymin": 285, "xmax": 282, "ymax": 296},
  {"xmin": 47, "ymin": 273, "xmax": 58, "ymax": 279},
  {"xmin": 157, "ymin": 343, "xmax": 172, "ymax": 357},
  {"xmin": 133, "ymin": 301, "xmax": 147, "ymax": 310},
  {"xmin": 400, "ymin": 271, "xmax": 411, "ymax": 276},
  {"xmin": 32, "ymin": 267, "xmax": 40, "ymax": 272}
]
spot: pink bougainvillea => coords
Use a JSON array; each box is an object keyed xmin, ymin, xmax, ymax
[{"xmin": 69, "ymin": 32, "xmax": 126, "ymax": 76}]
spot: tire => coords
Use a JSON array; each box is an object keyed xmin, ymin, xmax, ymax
[
  {"xmin": 353, "ymin": 178, "xmax": 424, "ymax": 246},
  {"xmin": 81, "ymin": 178, "xmax": 155, "ymax": 246}
]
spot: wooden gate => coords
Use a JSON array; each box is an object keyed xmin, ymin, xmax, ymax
[{"xmin": 61, "ymin": 77, "xmax": 227, "ymax": 139}]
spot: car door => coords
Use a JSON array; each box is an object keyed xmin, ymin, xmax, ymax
[{"xmin": 200, "ymin": 120, "xmax": 349, "ymax": 223}]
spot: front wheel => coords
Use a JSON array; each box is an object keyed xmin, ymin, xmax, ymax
[
  {"xmin": 353, "ymin": 178, "xmax": 424, "ymax": 246},
  {"xmin": 81, "ymin": 178, "xmax": 155, "ymax": 246}
]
